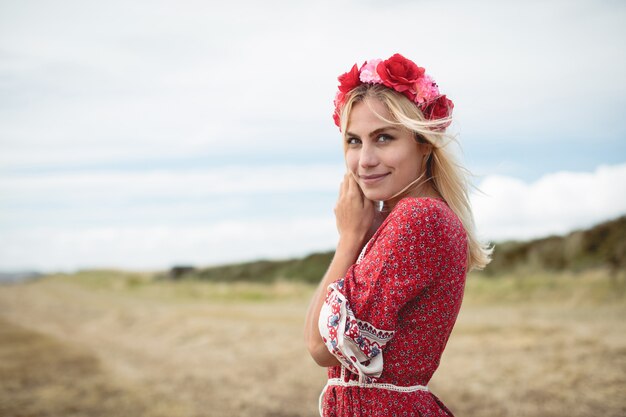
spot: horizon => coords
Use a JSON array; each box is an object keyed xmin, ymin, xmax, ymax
[{"xmin": 1, "ymin": 210, "xmax": 623, "ymax": 275}]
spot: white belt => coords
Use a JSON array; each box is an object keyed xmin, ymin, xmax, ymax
[{"xmin": 318, "ymin": 377, "xmax": 429, "ymax": 416}]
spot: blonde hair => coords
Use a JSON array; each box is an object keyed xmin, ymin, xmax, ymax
[{"xmin": 339, "ymin": 84, "xmax": 492, "ymax": 271}]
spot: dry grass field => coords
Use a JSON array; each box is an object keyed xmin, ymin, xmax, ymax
[{"xmin": 0, "ymin": 270, "xmax": 625, "ymax": 417}]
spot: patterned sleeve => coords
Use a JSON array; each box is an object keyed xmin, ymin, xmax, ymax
[{"xmin": 318, "ymin": 198, "xmax": 466, "ymax": 382}]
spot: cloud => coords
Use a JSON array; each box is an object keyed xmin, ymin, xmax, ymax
[
  {"xmin": 0, "ymin": 218, "xmax": 337, "ymax": 271},
  {"xmin": 472, "ymin": 163, "xmax": 626, "ymax": 241},
  {"xmin": 0, "ymin": 164, "xmax": 344, "ymax": 271},
  {"xmin": 0, "ymin": 164, "xmax": 344, "ymax": 203},
  {"xmin": 1, "ymin": 0, "xmax": 624, "ymax": 171},
  {"xmin": 2, "ymin": 162, "xmax": 625, "ymax": 271}
]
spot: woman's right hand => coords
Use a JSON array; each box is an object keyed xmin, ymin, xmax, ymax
[{"xmin": 334, "ymin": 173, "xmax": 375, "ymax": 250}]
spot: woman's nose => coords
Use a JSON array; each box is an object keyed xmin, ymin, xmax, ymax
[{"xmin": 359, "ymin": 145, "xmax": 379, "ymax": 168}]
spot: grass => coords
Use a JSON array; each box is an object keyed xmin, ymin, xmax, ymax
[
  {"xmin": 0, "ymin": 318, "xmax": 190, "ymax": 417},
  {"xmin": 464, "ymin": 269, "xmax": 626, "ymax": 305},
  {"xmin": 1, "ymin": 269, "xmax": 625, "ymax": 416},
  {"xmin": 48, "ymin": 267, "xmax": 626, "ymax": 306},
  {"xmin": 49, "ymin": 269, "xmax": 314, "ymax": 303}
]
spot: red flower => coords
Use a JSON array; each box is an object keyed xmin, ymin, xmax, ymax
[
  {"xmin": 377, "ymin": 53, "xmax": 425, "ymax": 102},
  {"xmin": 334, "ymin": 63, "xmax": 363, "ymax": 128},
  {"xmin": 421, "ymin": 95, "xmax": 454, "ymax": 129},
  {"xmin": 337, "ymin": 63, "xmax": 362, "ymax": 93}
]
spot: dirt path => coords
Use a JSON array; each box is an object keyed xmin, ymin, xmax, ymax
[
  {"xmin": 0, "ymin": 317, "xmax": 193, "ymax": 417},
  {"xmin": 0, "ymin": 278, "xmax": 325, "ymax": 417},
  {"xmin": 1, "ymin": 276, "xmax": 625, "ymax": 417}
]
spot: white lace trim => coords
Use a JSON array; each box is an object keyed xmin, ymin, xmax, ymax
[
  {"xmin": 318, "ymin": 373, "xmax": 429, "ymax": 416},
  {"xmin": 325, "ymin": 377, "xmax": 428, "ymax": 392}
]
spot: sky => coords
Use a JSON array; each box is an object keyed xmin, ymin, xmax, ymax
[{"xmin": 1, "ymin": 0, "xmax": 625, "ymax": 272}]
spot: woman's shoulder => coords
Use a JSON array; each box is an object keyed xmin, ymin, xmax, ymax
[
  {"xmin": 387, "ymin": 197, "xmax": 465, "ymax": 236},
  {"xmin": 390, "ymin": 197, "xmax": 452, "ymax": 220}
]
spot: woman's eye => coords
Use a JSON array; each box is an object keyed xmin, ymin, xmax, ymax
[
  {"xmin": 377, "ymin": 134, "xmax": 392, "ymax": 143},
  {"xmin": 346, "ymin": 137, "xmax": 361, "ymax": 145}
]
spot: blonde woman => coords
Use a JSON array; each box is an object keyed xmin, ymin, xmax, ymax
[{"xmin": 304, "ymin": 54, "xmax": 491, "ymax": 416}]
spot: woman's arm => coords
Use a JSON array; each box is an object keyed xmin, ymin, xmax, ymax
[
  {"xmin": 304, "ymin": 174, "xmax": 374, "ymax": 367},
  {"xmin": 304, "ymin": 239, "xmax": 361, "ymax": 366}
]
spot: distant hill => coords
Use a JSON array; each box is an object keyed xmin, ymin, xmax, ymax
[
  {"xmin": 483, "ymin": 215, "xmax": 626, "ymax": 276},
  {"xmin": 178, "ymin": 215, "xmax": 626, "ymax": 283},
  {"xmin": 0, "ymin": 271, "xmax": 43, "ymax": 284},
  {"xmin": 184, "ymin": 251, "xmax": 334, "ymax": 284}
]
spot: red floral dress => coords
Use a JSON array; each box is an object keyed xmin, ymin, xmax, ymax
[{"xmin": 318, "ymin": 197, "xmax": 468, "ymax": 417}]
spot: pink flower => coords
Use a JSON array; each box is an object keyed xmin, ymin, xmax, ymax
[
  {"xmin": 333, "ymin": 91, "xmax": 344, "ymax": 127},
  {"xmin": 333, "ymin": 108, "xmax": 341, "ymax": 127},
  {"xmin": 359, "ymin": 59, "xmax": 383, "ymax": 84},
  {"xmin": 414, "ymin": 74, "xmax": 440, "ymax": 104}
]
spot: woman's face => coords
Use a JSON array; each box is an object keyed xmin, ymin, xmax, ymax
[{"xmin": 344, "ymin": 97, "xmax": 427, "ymax": 202}]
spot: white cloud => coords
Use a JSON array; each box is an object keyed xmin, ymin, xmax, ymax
[
  {"xmin": 2, "ymin": 162, "xmax": 625, "ymax": 271},
  {"xmin": 0, "ymin": 218, "xmax": 337, "ymax": 271},
  {"xmin": 0, "ymin": 159, "xmax": 626, "ymax": 270},
  {"xmin": 472, "ymin": 163, "xmax": 626, "ymax": 241},
  {"xmin": 0, "ymin": 164, "xmax": 344, "ymax": 270},
  {"xmin": 1, "ymin": 0, "xmax": 624, "ymax": 169},
  {"xmin": 0, "ymin": 164, "xmax": 344, "ymax": 203}
]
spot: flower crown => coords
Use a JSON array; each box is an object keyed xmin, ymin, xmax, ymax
[{"xmin": 332, "ymin": 53, "xmax": 454, "ymax": 131}]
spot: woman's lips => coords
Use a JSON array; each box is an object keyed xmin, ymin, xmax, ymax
[{"xmin": 359, "ymin": 173, "xmax": 390, "ymax": 185}]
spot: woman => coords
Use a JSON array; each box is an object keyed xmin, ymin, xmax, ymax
[{"xmin": 304, "ymin": 54, "xmax": 492, "ymax": 416}]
